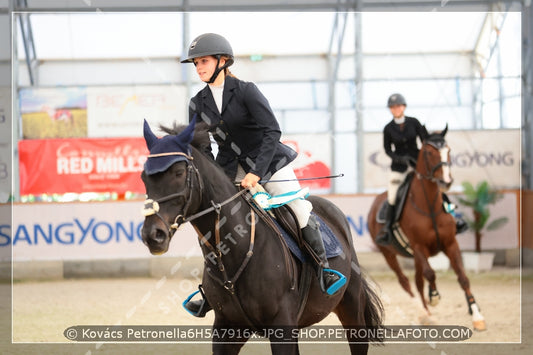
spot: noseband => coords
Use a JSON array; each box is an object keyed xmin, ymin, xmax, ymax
[{"xmin": 143, "ymin": 161, "xmax": 203, "ymax": 236}]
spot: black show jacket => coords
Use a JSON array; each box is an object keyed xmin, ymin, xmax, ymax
[
  {"xmin": 189, "ymin": 75, "xmax": 297, "ymax": 180},
  {"xmin": 383, "ymin": 116, "xmax": 428, "ymax": 173}
]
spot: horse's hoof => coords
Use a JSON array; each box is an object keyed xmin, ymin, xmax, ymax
[
  {"xmin": 429, "ymin": 295, "xmax": 441, "ymax": 307},
  {"xmin": 473, "ymin": 320, "xmax": 487, "ymax": 331},
  {"xmin": 419, "ymin": 314, "xmax": 437, "ymax": 325},
  {"xmin": 429, "ymin": 290, "xmax": 440, "ymax": 307}
]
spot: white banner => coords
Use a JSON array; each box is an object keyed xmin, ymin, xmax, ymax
[
  {"xmin": 364, "ymin": 129, "xmax": 521, "ymax": 190},
  {"xmin": 0, "ymin": 87, "xmax": 11, "ymax": 202},
  {"xmin": 3, "ymin": 192, "xmax": 518, "ymax": 261},
  {"xmin": 87, "ymin": 85, "xmax": 187, "ymax": 137},
  {"xmin": 8, "ymin": 201, "xmax": 200, "ymax": 261},
  {"xmin": 0, "ymin": 204, "xmax": 10, "ymax": 261},
  {"xmin": 330, "ymin": 192, "xmax": 519, "ymax": 254}
]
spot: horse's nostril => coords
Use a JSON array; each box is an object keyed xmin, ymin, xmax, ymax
[
  {"xmin": 154, "ymin": 228, "xmax": 167, "ymax": 243},
  {"xmin": 143, "ymin": 224, "xmax": 168, "ymax": 246}
]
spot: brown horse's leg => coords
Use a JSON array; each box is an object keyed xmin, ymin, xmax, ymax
[
  {"xmin": 416, "ymin": 248, "xmax": 440, "ymax": 307},
  {"xmin": 412, "ymin": 246, "xmax": 431, "ymax": 313},
  {"xmin": 443, "ymin": 241, "xmax": 487, "ymax": 331},
  {"xmin": 378, "ymin": 246, "xmax": 414, "ymax": 297}
]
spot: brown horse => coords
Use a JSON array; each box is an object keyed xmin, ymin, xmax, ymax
[{"xmin": 367, "ymin": 126, "xmax": 486, "ymax": 331}]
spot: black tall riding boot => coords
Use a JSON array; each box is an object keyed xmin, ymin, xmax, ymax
[
  {"xmin": 442, "ymin": 193, "xmax": 468, "ymax": 234},
  {"xmin": 375, "ymin": 202, "xmax": 395, "ymax": 246},
  {"xmin": 302, "ymin": 215, "xmax": 346, "ymax": 296}
]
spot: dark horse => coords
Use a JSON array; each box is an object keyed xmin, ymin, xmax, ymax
[
  {"xmin": 141, "ymin": 120, "xmax": 383, "ymax": 355},
  {"xmin": 367, "ymin": 126, "xmax": 486, "ymax": 331}
]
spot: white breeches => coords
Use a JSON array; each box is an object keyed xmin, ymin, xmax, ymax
[
  {"xmin": 237, "ymin": 164, "xmax": 313, "ymax": 228},
  {"xmin": 387, "ymin": 169, "xmax": 412, "ymax": 205}
]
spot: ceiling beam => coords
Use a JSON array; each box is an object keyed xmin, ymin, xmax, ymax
[{"xmin": 10, "ymin": 0, "xmax": 519, "ymax": 13}]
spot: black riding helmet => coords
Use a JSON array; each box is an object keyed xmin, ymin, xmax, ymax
[
  {"xmin": 181, "ymin": 33, "xmax": 234, "ymax": 84},
  {"xmin": 387, "ymin": 93, "xmax": 407, "ymax": 107}
]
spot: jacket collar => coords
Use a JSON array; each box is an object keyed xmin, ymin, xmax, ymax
[
  {"xmin": 200, "ymin": 75, "xmax": 238, "ymax": 116},
  {"xmin": 221, "ymin": 76, "xmax": 238, "ymax": 113}
]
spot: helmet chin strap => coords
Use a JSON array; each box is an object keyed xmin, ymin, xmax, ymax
[{"xmin": 206, "ymin": 55, "xmax": 232, "ymax": 84}]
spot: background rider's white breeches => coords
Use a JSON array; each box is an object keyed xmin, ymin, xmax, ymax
[{"xmin": 387, "ymin": 170, "xmax": 410, "ymax": 205}]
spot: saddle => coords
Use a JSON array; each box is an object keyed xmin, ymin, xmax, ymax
[
  {"xmin": 377, "ymin": 172, "xmax": 414, "ymax": 224},
  {"xmin": 376, "ymin": 172, "xmax": 415, "ymax": 257},
  {"xmin": 249, "ymin": 199, "xmax": 342, "ymax": 321},
  {"xmin": 271, "ymin": 206, "xmax": 343, "ymax": 263}
]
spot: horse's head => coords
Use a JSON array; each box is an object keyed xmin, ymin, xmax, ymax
[
  {"xmin": 419, "ymin": 124, "xmax": 453, "ymax": 191},
  {"xmin": 140, "ymin": 119, "xmax": 202, "ymax": 255}
]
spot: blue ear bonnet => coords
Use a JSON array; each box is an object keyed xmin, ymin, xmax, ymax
[{"xmin": 143, "ymin": 119, "xmax": 195, "ymax": 175}]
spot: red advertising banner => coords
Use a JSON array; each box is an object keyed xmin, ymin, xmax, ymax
[{"xmin": 19, "ymin": 138, "xmax": 148, "ymax": 195}]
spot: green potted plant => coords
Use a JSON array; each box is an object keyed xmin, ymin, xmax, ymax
[{"xmin": 457, "ymin": 181, "xmax": 508, "ymax": 272}]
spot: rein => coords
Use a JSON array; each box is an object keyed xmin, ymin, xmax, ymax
[
  {"xmin": 143, "ymin": 158, "xmax": 260, "ymax": 327},
  {"xmin": 412, "ymin": 143, "xmax": 447, "ymax": 251}
]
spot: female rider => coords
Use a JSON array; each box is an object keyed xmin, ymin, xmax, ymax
[
  {"xmin": 181, "ymin": 33, "xmax": 346, "ymax": 317},
  {"xmin": 376, "ymin": 93, "xmax": 467, "ymax": 246}
]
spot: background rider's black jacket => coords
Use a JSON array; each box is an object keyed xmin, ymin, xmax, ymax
[{"xmin": 383, "ymin": 116, "xmax": 428, "ymax": 173}]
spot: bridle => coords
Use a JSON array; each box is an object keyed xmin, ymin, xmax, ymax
[
  {"xmin": 142, "ymin": 155, "xmax": 249, "ymax": 238},
  {"xmin": 142, "ymin": 157, "xmax": 204, "ymax": 236},
  {"xmin": 416, "ymin": 139, "xmax": 450, "ymax": 186}
]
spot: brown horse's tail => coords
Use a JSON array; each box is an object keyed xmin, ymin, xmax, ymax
[{"xmin": 361, "ymin": 273, "xmax": 385, "ymax": 343}]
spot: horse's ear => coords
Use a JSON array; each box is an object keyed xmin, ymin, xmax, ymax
[
  {"xmin": 143, "ymin": 119, "xmax": 158, "ymax": 149},
  {"xmin": 441, "ymin": 123, "xmax": 448, "ymax": 137},
  {"xmin": 176, "ymin": 118, "xmax": 196, "ymax": 146}
]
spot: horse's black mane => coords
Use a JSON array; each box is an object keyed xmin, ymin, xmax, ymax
[
  {"xmin": 426, "ymin": 132, "xmax": 445, "ymax": 143},
  {"xmin": 425, "ymin": 129, "xmax": 447, "ymax": 149},
  {"xmin": 158, "ymin": 121, "xmax": 237, "ymax": 195}
]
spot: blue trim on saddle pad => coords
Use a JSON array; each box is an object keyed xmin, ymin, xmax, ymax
[{"xmin": 272, "ymin": 213, "xmax": 343, "ymax": 263}]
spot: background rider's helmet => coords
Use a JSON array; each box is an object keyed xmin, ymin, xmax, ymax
[
  {"xmin": 387, "ymin": 93, "xmax": 407, "ymax": 107},
  {"xmin": 181, "ymin": 33, "xmax": 234, "ymax": 67}
]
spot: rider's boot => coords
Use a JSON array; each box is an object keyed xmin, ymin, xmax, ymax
[
  {"xmin": 455, "ymin": 217, "xmax": 468, "ymax": 234},
  {"xmin": 302, "ymin": 214, "xmax": 347, "ymax": 296},
  {"xmin": 375, "ymin": 202, "xmax": 395, "ymax": 246},
  {"xmin": 182, "ymin": 285, "xmax": 212, "ymax": 318},
  {"xmin": 442, "ymin": 193, "xmax": 468, "ymax": 234}
]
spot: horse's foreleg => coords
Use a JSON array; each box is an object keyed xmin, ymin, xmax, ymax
[
  {"xmin": 211, "ymin": 319, "xmax": 249, "ymax": 355},
  {"xmin": 412, "ymin": 247, "xmax": 430, "ymax": 312},
  {"xmin": 420, "ymin": 253, "xmax": 440, "ymax": 307},
  {"xmin": 413, "ymin": 249, "xmax": 441, "ymax": 327},
  {"xmin": 378, "ymin": 246, "xmax": 414, "ymax": 297},
  {"xmin": 444, "ymin": 241, "xmax": 487, "ymax": 331},
  {"xmin": 270, "ymin": 336, "xmax": 300, "ymax": 355}
]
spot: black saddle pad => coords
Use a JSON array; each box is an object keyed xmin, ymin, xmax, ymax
[{"xmin": 377, "ymin": 172, "xmax": 414, "ymax": 224}]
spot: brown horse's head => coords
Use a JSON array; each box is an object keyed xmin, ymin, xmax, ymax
[
  {"xmin": 419, "ymin": 124, "xmax": 453, "ymax": 191},
  {"xmin": 140, "ymin": 120, "xmax": 200, "ymax": 255}
]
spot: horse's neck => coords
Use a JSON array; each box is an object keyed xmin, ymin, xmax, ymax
[
  {"xmin": 190, "ymin": 150, "xmax": 251, "ymax": 260},
  {"xmin": 411, "ymin": 170, "xmax": 442, "ymax": 209}
]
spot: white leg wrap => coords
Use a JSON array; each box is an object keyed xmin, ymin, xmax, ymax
[{"xmin": 471, "ymin": 303, "xmax": 484, "ymax": 321}]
